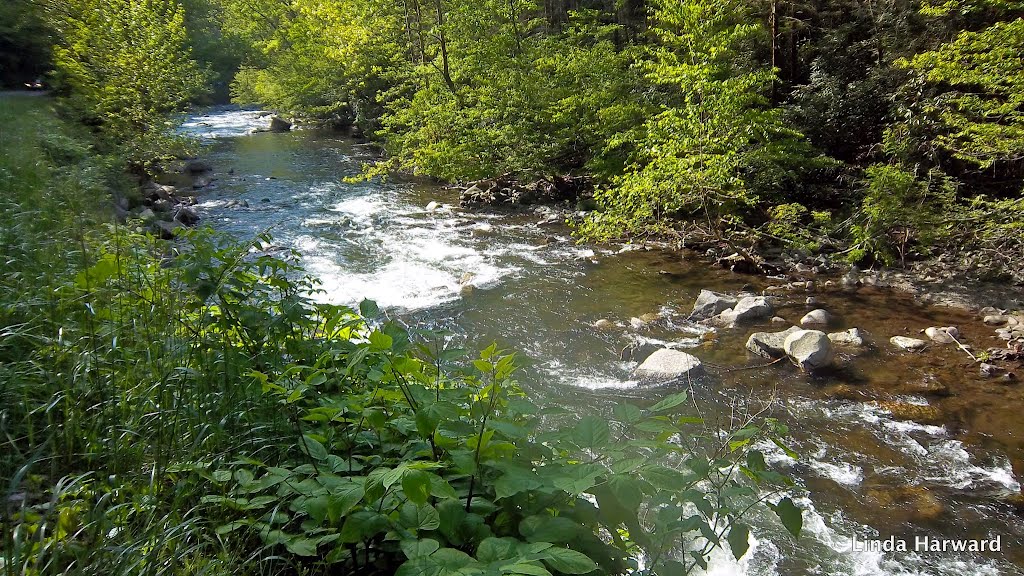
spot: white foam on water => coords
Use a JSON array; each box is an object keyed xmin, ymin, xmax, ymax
[
  {"xmin": 291, "ymin": 193, "xmax": 517, "ymax": 310},
  {"xmin": 178, "ymin": 109, "xmax": 274, "ymax": 139},
  {"xmin": 632, "ymin": 334, "xmax": 703, "ymax": 350},
  {"xmin": 810, "ymin": 460, "xmax": 864, "ymax": 487},
  {"xmin": 922, "ymin": 440, "xmax": 1021, "ymax": 492}
]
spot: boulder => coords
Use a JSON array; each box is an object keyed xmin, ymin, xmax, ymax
[
  {"xmin": 690, "ymin": 290, "xmax": 737, "ymax": 320},
  {"xmin": 269, "ymin": 116, "xmax": 292, "ymax": 132},
  {"xmin": 984, "ymin": 315, "xmax": 1008, "ymax": 326},
  {"xmin": 800, "ymin": 309, "xmax": 832, "ymax": 326},
  {"xmin": 828, "ymin": 328, "xmax": 865, "ymax": 348},
  {"xmin": 633, "ymin": 349, "xmax": 705, "ymax": 384},
  {"xmin": 731, "ymin": 296, "xmax": 774, "ymax": 322},
  {"xmin": 137, "ymin": 208, "xmax": 157, "ymax": 221},
  {"xmin": 425, "ymin": 201, "xmax": 440, "ymax": 212},
  {"xmin": 593, "ymin": 319, "xmax": 615, "ymax": 331},
  {"xmin": 155, "ymin": 220, "xmax": 185, "ymax": 239},
  {"xmin": 783, "ymin": 329, "xmax": 835, "ymax": 370},
  {"xmin": 746, "ymin": 326, "xmax": 802, "ymax": 359},
  {"xmin": 891, "ymin": 336, "xmax": 928, "ymax": 351},
  {"xmin": 925, "ymin": 326, "xmax": 959, "ymax": 344},
  {"xmin": 173, "ymin": 205, "xmax": 200, "ymax": 226}
]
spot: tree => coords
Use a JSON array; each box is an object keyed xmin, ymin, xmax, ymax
[
  {"xmin": 51, "ymin": 0, "xmax": 209, "ymax": 170},
  {"xmin": 578, "ymin": 0, "xmax": 812, "ymax": 241},
  {"xmin": 890, "ymin": 6, "xmax": 1024, "ymax": 181}
]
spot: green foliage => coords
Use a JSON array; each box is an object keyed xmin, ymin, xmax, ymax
[
  {"xmin": 49, "ymin": 0, "xmax": 209, "ymax": 171},
  {"xmin": 848, "ymin": 165, "xmax": 954, "ymax": 265},
  {"xmin": 765, "ymin": 203, "xmax": 832, "ymax": 251},
  {"xmin": 576, "ymin": 0, "xmax": 813, "ymax": 242},
  {"xmin": 377, "ymin": 7, "xmax": 640, "ymax": 180},
  {"xmin": 891, "ymin": 17, "xmax": 1024, "ymax": 173}
]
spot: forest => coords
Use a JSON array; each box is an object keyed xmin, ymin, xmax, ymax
[
  {"xmin": 1, "ymin": 0, "xmax": 1023, "ymax": 574},
  {"xmin": 6, "ymin": 0, "xmax": 1022, "ymax": 275}
]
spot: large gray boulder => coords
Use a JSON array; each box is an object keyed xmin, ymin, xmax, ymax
[
  {"xmin": 783, "ymin": 329, "xmax": 835, "ymax": 370},
  {"xmin": 690, "ymin": 290, "xmax": 737, "ymax": 320},
  {"xmin": 746, "ymin": 326, "xmax": 802, "ymax": 358},
  {"xmin": 633, "ymin": 349, "xmax": 705, "ymax": 384},
  {"xmin": 718, "ymin": 296, "xmax": 774, "ymax": 325}
]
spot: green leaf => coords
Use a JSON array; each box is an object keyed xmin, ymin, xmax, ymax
[
  {"xmin": 339, "ymin": 510, "xmax": 389, "ymax": 543},
  {"xmin": 301, "ymin": 495, "xmax": 329, "ymax": 523},
  {"xmin": 501, "ymin": 563, "xmax": 553, "ymax": 576},
  {"xmin": 360, "ymin": 299, "xmax": 380, "ymax": 318},
  {"xmin": 519, "ymin": 515, "xmax": 580, "ymax": 544},
  {"xmin": 541, "ymin": 547, "xmax": 598, "ymax": 574},
  {"xmin": 284, "ymin": 536, "xmax": 319, "ymax": 557},
  {"xmin": 727, "ymin": 522, "xmax": 750, "ymax": 560},
  {"xmin": 301, "ymin": 434, "xmax": 328, "ymax": 461},
  {"xmin": 400, "ymin": 502, "xmax": 441, "ymax": 531},
  {"xmin": 327, "ymin": 482, "xmax": 364, "ymax": 523},
  {"xmin": 612, "ymin": 403, "xmax": 642, "ymax": 423},
  {"xmin": 401, "ymin": 538, "xmax": 440, "ymax": 559},
  {"xmin": 570, "ymin": 416, "xmax": 610, "ymax": 449},
  {"xmin": 476, "ymin": 537, "xmax": 519, "ymax": 563},
  {"xmin": 649, "ymin": 392, "xmax": 689, "ymax": 413},
  {"xmin": 772, "ymin": 497, "xmax": 803, "ymax": 538},
  {"xmin": 369, "ymin": 331, "xmax": 393, "ymax": 351},
  {"xmin": 403, "ymin": 469, "xmax": 432, "ymax": 505},
  {"xmin": 494, "ymin": 467, "xmax": 543, "ymax": 499}
]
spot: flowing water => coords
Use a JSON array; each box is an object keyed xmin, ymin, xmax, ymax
[{"xmin": 178, "ymin": 108, "xmax": 1024, "ymax": 576}]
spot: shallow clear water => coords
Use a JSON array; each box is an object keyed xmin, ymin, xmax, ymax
[{"xmin": 178, "ymin": 108, "xmax": 1024, "ymax": 576}]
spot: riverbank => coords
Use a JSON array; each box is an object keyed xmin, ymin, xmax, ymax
[{"xmin": 3, "ymin": 96, "xmax": 812, "ymax": 576}]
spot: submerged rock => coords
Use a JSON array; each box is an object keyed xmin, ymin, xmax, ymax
[
  {"xmin": 980, "ymin": 363, "xmax": 1000, "ymax": 378},
  {"xmin": 828, "ymin": 328, "xmax": 865, "ymax": 348},
  {"xmin": 746, "ymin": 326, "xmax": 802, "ymax": 359},
  {"xmin": 783, "ymin": 329, "xmax": 835, "ymax": 370},
  {"xmin": 633, "ymin": 349, "xmax": 705, "ymax": 384},
  {"xmin": 690, "ymin": 290, "xmax": 737, "ymax": 320},
  {"xmin": 867, "ymin": 485, "xmax": 945, "ymax": 522},
  {"xmin": 425, "ymin": 201, "xmax": 440, "ymax": 212},
  {"xmin": 891, "ymin": 336, "xmax": 928, "ymax": 351},
  {"xmin": 800, "ymin": 308, "xmax": 832, "ymax": 326},
  {"xmin": 904, "ymin": 376, "xmax": 952, "ymax": 397},
  {"xmin": 875, "ymin": 401, "xmax": 943, "ymax": 425},
  {"xmin": 593, "ymin": 319, "xmax": 615, "ymax": 331}
]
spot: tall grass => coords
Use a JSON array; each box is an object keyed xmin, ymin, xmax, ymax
[{"xmin": 0, "ymin": 96, "xmax": 287, "ymax": 576}]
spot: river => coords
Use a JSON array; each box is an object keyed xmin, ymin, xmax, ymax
[{"xmin": 178, "ymin": 108, "xmax": 1024, "ymax": 576}]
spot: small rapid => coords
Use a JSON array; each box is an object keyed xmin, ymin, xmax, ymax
[{"xmin": 177, "ymin": 108, "xmax": 1024, "ymax": 576}]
